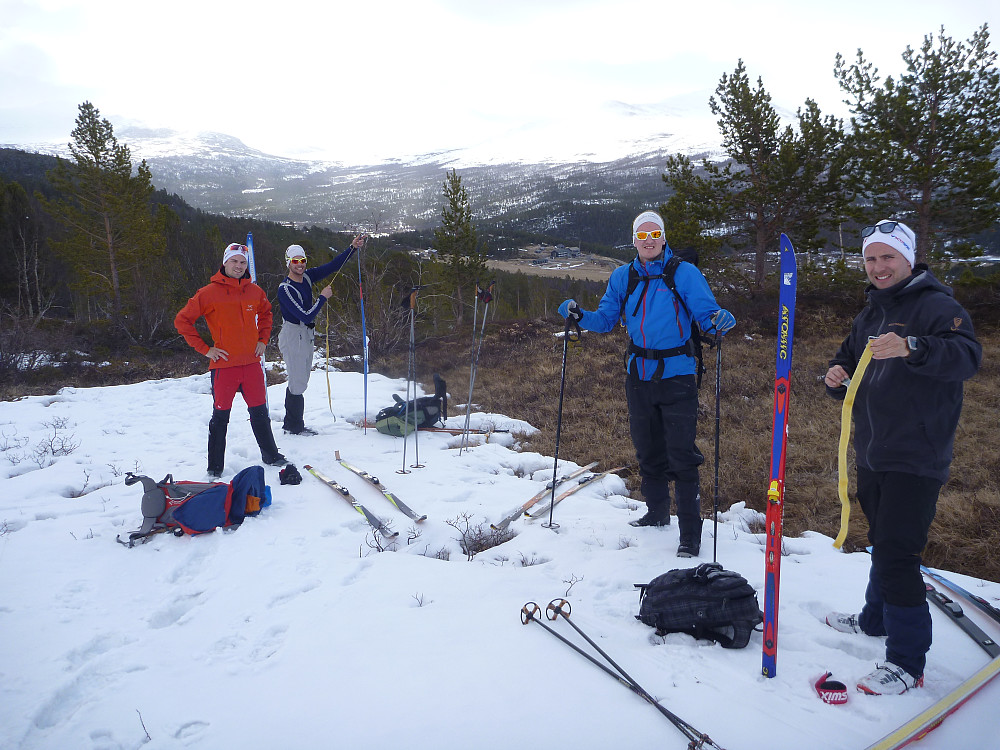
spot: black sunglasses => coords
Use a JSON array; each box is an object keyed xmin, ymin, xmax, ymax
[{"xmin": 861, "ymin": 222, "xmax": 902, "ymax": 239}]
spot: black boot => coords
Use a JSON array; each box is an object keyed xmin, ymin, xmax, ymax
[
  {"xmin": 282, "ymin": 390, "xmax": 315, "ymax": 435},
  {"xmin": 207, "ymin": 408, "xmax": 230, "ymax": 478},
  {"xmin": 675, "ymin": 481, "xmax": 703, "ymax": 557},
  {"xmin": 249, "ymin": 404, "xmax": 287, "ymax": 466},
  {"xmin": 629, "ymin": 502, "xmax": 671, "ymax": 527}
]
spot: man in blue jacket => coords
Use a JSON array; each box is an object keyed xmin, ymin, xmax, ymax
[
  {"xmin": 277, "ymin": 235, "xmax": 365, "ymax": 435},
  {"xmin": 823, "ymin": 219, "xmax": 981, "ymax": 696},
  {"xmin": 559, "ymin": 211, "xmax": 735, "ymax": 557}
]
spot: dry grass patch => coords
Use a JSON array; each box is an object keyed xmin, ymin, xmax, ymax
[{"xmin": 377, "ymin": 314, "xmax": 1000, "ymax": 584}]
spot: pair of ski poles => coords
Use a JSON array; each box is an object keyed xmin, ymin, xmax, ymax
[
  {"xmin": 460, "ymin": 281, "xmax": 495, "ymax": 455},
  {"xmin": 521, "ymin": 598, "xmax": 725, "ymax": 749}
]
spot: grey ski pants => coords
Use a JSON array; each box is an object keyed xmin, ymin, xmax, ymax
[{"xmin": 278, "ymin": 322, "xmax": 315, "ymax": 396}]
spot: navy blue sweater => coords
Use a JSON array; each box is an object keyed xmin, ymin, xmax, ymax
[{"xmin": 277, "ymin": 248, "xmax": 355, "ymax": 326}]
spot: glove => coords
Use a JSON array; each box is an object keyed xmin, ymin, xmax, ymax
[
  {"xmin": 279, "ymin": 464, "xmax": 302, "ymax": 485},
  {"xmin": 558, "ymin": 299, "xmax": 583, "ymax": 323},
  {"xmin": 709, "ymin": 309, "xmax": 736, "ymax": 335}
]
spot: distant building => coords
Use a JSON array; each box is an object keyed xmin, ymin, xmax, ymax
[{"xmin": 549, "ymin": 246, "xmax": 582, "ymax": 259}]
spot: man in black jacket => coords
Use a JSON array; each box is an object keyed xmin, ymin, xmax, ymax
[{"xmin": 823, "ymin": 219, "xmax": 981, "ymax": 696}]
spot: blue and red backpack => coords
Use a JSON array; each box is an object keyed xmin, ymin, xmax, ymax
[{"xmin": 118, "ymin": 465, "xmax": 270, "ymax": 547}]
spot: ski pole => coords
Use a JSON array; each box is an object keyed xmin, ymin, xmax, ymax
[
  {"xmin": 544, "ymin": 316, "xmax": 580, "ymax": 531},
  {"xmin": 356, "ymin": 239, "xmax": 369, "ymax": 433},
  {"xmin": 246, "ymin": 232, "xmax": 268, "ymax": 408},
  {"xmin": 461, "ymin": 281, "xmax": 493, "ymax": 455},
  {"xmin": 713, "ymin": 336, "xmax": 722, "ymax": 564},
  {"xmin": 460, "ymin": 288, "xmax": 480, "ymax": 455},
  {"xmin": 521, "ymin": 600, "xmax": 725, "ymax": 749}
]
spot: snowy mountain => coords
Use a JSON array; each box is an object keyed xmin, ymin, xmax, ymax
[
  {"xmin": 1, "ymin": 363, "xmax": 999, "ymax": 750},
  {"xmin": 3, "ymin": 98, "xmax": 724, "ymax": 237}
]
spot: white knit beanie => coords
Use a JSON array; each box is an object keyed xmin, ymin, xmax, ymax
[
  {"xmin": 862, "ymin": 220, "xmax": 916, "ymax": 268},
  {"xmin": 223, "ymin": 243, "xmax": 249, "ymax": 264},
  {"xmin": 632, "ymin": 211, "xmax": 665, "ymax": 236},
  {"xmin": 285, "ymin": 244, "xmax": 308, "ymax": 267}
]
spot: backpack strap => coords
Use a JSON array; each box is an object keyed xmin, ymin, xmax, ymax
[{"xmin": 622, "ymin": 256, "xmax": 706, "ymax": 383}]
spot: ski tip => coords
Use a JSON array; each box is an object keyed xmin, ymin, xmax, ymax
[
  {"xmin": 303, "ymin": 464, "xmax": 313, "ymax": 470},
  {"xmin": 415, "ymin": 515, "xmax": 428, "ymax": 522},
  {"xmin": 334, "ymin": 450, "xmax": 342, "ymax": 460}
]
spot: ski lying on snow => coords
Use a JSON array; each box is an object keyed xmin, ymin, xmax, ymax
[
  {"xmin": 490, "ymin": 461, "xmax": 600, "ymax": 531},
  {"xmin": 334, "ymin": 450, "xmax": 426, "ymax": 522},
  {"xmin": 864, "ymin": 577, "xmax": 1000, "ymax": 749},
  {"xmin": 525, "ymin": 467, "xmax": 626, "ymax": 520},
  {"xmin": 923, "ymin": 578, "xmax": 1000, "ymax": 658},
  {"xmin": 921, "ymin": 566, "xmax": 1000, "ymax": 626},
  {"xmin": 304, "ymin": 464, "xmax": 398, "ymax": 539},
  {"xmin": 864, "ymin": 655, "xmax": 1000, "ymax": 750}
]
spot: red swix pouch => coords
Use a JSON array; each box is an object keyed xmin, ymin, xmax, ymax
[{"xmin": 814, "ymin": 672, "xmax": 849, "ymax": 705}]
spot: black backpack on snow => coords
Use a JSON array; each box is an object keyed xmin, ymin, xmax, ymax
[
  {"xmin": 635, "ymin": 562, "xmax": 763, "ymax": 649},
  {"xmin": 374, "ymin": 373, "xmax": 448, "ymax": 437},
  {"xmin": 619, "ymin": 247, "xmax": 711, "ymax": 386}
]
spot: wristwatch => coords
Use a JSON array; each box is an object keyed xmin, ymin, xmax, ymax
[{"xmin": 906, "ymin": 336, "xmax": 919, "ymax": 353}]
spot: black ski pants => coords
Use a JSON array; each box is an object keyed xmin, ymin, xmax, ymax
[
  {"xmin": 625, "ymin": 372, "xmax": 703, "ymax": 530},
  {"xmin": 856, "ymin": 467, "xmax": 940, "ymax": 677}
]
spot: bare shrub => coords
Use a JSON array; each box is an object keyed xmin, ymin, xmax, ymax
[{"xmin": 446, "ymin": 512, "xmax": 514, "ymax": 561}]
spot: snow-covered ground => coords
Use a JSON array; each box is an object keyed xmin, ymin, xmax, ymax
[{"xmin": 1, "ymin": 365, "xmax": 999, "ymax": 750}]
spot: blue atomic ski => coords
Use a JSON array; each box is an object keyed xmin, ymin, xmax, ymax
[{"xmin": 762, "ymin": 233, "xmax": 797, "ymax": 678}]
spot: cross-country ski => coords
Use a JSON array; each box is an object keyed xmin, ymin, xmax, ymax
[
  {"xmin": 762, "ymin": 232, "xmax": 797, "ymax": 678},
  {"xmin": 304, "ymin": 464, "xmax": 398, "ymax": 539},
  {"xmin": 490, "ymin": 461, "xmax": 600, "ymax": 531},
  {"xmin": 335, "ymin": 450, "xmax": 427, "ymax": 522}
]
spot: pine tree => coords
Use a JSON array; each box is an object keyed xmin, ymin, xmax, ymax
[
  {"xmin": 835, "ymin": 24, "xmax": 1000, "ymax": 261},
  {"xmin": 433, "ymin": 169, "xmax": 485, "ymax": 325},
  {"xmin": 664, "ymin": 61, "xmax": 847, "ymax": 286},
  {"xmin": 41, "ymin": 102, "xmax": 167, "ymax": 339}
]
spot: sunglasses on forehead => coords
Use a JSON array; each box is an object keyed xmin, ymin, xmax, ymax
[
  {"xmin": 861, "ymin": 222, "xmax": 902, "ymax": 239},
  {"xmin": 634, "ymin": 230, "xmax": 663, "ymax": 240},
  {"xmin": 229, "ymin": 244, "xmax": 249, "ymax": 255}
]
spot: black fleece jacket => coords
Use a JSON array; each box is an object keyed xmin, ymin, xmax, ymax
[{"xmin": 826, "ymin": 267, "xmax": 981, "ymax": 483}]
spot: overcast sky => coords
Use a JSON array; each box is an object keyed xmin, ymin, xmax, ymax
[{"xmin": 2, "ymin": 0, "xmax": 997, "ymax": 163}]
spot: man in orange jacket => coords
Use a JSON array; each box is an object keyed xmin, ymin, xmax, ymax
[{"xmin": 175, "ymin": 242, "xmax": 286, "ymax": 477}]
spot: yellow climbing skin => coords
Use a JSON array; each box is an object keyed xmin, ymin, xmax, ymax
[{"xmin": 834, "ymin": 342, "xmax": 874, "ymax": 549}]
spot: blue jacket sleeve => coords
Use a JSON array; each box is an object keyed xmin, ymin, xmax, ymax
[
  {"xmin": 304, "ymin": 247, "xmax": 355, "ymax": 285},
  {"xmin": 577, "ymin": 265, "xmax": 629, "ymax": 333},
  {"xmin": 673, "ymin": 263, "xmax": 721, "ymax": 330}
]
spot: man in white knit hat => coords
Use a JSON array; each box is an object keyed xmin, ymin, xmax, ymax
[
  {"xmin": 558, "ymin": 209, "xmax": 736, "ymax": 557},
  {"xmin": 277, "ymin": 234, "xmax": 365, "ymax": 435},
  {"xmin": 823, "ymin": 219, "xmax": 981, "ymax": 696}
]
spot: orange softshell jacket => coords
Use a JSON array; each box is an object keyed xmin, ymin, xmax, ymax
[{"xmin": 175, "ymin": 270, "xmax": 273, "ymax": 369}]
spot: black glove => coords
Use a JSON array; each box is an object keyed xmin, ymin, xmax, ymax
[{"xmin": 279, "ymin": 464, "xmax": 302, "ymax": 485}]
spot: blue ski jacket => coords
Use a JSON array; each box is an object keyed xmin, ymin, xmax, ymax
[
  {"xmin": 576, "ymin": 245, "xmax": 721, "ymax": 381},
  {"xmin": 826, "ymin": 268, "xmax": 981, "ymax": 483},
  {"xmin": 278, "ymin": 248, "xmax": 355, "ymax": 327}
]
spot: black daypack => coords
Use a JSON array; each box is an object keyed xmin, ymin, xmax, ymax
[
  {"xmin": 620, "ymin": 247, "xmax": 710, "ymax": 386},
  {"xmin": 635, "ymin": 562, "xmax": 763, "ymax": 649},
  {"xmin": 374, "ymin": 373, "xmax": 448, "ymax": 437}
]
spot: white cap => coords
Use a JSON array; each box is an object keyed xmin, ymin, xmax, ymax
[
  {"xmin": 632, "ymin": 210, "xmax": 665, "ymax": 235},
  {"xmin": 223, "ymin": 243, "xmax": 248, "ymax": 264},
  {"xmin": 285, "ymin": 244, "xmax": 306, "ymax": 267},
  {"xmin": 862, "ymin": 220, "xmax": 916, "ymax": 268}
]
